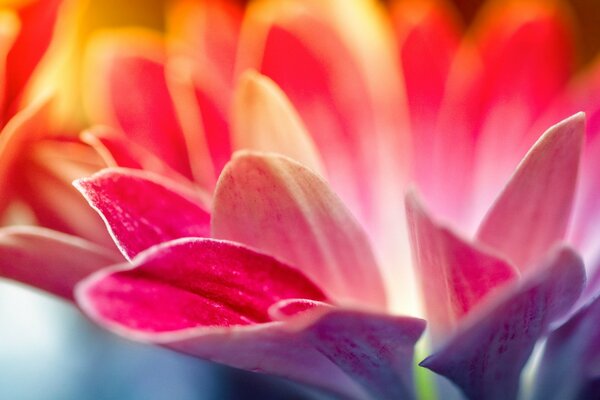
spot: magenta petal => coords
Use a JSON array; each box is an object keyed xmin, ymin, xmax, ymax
[
  {"xmin": 405, "ymin": 191, "xmax": 518, "ymax": 339},
  {"xmin": 476, "ymin": 113, "xmax": 584, "ymax": 270},
  {"xmin": 77, "ymin": 237, "xmax": 328, "ymax": 332},
  {"xmin": 531, "ymin": 295, "xmax": 600, "ymax": 400},
  {"xmin": 212, "ymin": 152, "xmax": 386, "ymax": 308},
  {"xmin": 0, "ymin": 226, "xmax": 120, "ymax": 299},
  {"xmin": 77, "ymin": 245, "xmax": 423, "ymax": 398},
  {"xmin": 420, "ymin": 247, "xmax": 585, "ymax": 400},
  {"xmin": 74, "ymin": 168, "xmax": 210, "ymax": 260}
]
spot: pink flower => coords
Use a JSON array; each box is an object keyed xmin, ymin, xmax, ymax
[{"xmin": 2, "ymin": 0, "xmax": 600, "ymax": 399}]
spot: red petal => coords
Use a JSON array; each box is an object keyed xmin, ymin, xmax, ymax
[
  {"xmin": 392, "ymin": 0, "xmax": 462, "ymax": 186},
  {"xmin": 212, "ymin": 152, "xmax": 387, "ymax": 308},
  {"xmin": 81, "ymin": 126, "xmax": 206, "ymax": 198},
  {"xmin": 74, "ymin": 168, "xmax": 210, "ymax": 260},
  {"xmin": 421, "ymin": 247, "xmax": 585, "ymax": 400},
  {"xmin": 0, "ymin": 97, "xmax": 53, "ymax": 216},
  {"xmin": 15, "ymin": 139, "xmax": 115, "ymax": 247},
  {"xmin": 477, "ymin": 113, "xmax": 584, "ymax": 270},
  {"xmin": 470, "ymin": 0, "xmax": 575, "ymax": 219},
  {"xmin": 77, "ymin": 237, "xmax": 328, "ymax": 331},
  {"xmin": 4, "ymin": 0, "xmax": 63, "ymax": 117},
  {"xmin": 0, "ymin": 226, "xmax": 120, "ymax": 300},
  {"xmin": 166, "ymin": 59, "xmax": 232, "ymax": 190},
  {"xmin": 84, "ymin": 31, "xmax": 193, "ymax": 179},
  {"xmin": 405, "ymin": 191, "xmax": 518, "ymax": 340}
]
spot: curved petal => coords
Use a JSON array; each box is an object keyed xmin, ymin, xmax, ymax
[
  {"xmin": 15, "ymin": 139, "xmax": 115, "ymax": 247},
  {"xmin": 391, "ymin": 0, "xmax": 462, "ymax": 185},
  {"xmin": 531, "ymin": 295, "xmax": 600, "ymax": 400},
  {"xmin": 405, "ymin": 191, "xmax": 518, "ymax": 341},
  {"xmin": 74, "ymin": 168, "xmax": 210, "ymax": 260},
  {"xmin": 167, "ymin": 0, "xmax": 242, "ymax": 88},
  {"xmin": 4, "ymin": 0, "xmax": 63, "ymax": 117},
  {"xmin": 0, "ymin": 10, "xmax": 19, "ymax": 114},
  {"xmin": 0, "ymin": 96, "xmax": 52, "ymax": 215},
  {"xmin": 80, "ymin": 126, "xmax": 205, "ymax": 196},
  {"xmin": 0, "ymin": 226, "xmax": 120, "ymax": 300},
  {"xmin": 83, "ymin": 29, "xmax": 193, "ymax": 179},
  {"xmin": 231, "ymin": 71, "xmax": 324, "ymax": 175},
  {"xmin": 76, "ymin": 238, "xmax": 328, "ymax": 330},
  {"xmin": 421, "ymin": 247, "xmax": 585, "ymax": 400},
  {"xmin": 165, "ymin": 59, "xmax": 230, "ymax": 190},
  {"xmin": 476, "ymin": 113, "xmax": 584, "ymax": 270},
  {"xmin": 469, "ymin": 0, "xmax": 575, "ymax": 220},
  {"xmin": 76, "ymin": 238, "xmax": 424, "ymax": 399},
  {"xmin": 212, "ymin": 152, "xmax": 387, "ymax": 309},
  {"xmin": 237, "ymin": 0, "xmax": 408, "ymax": 227}
]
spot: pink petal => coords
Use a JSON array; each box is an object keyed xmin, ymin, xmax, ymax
[
  {"xmin": 531, "ymin": 295, "xmax": 600, "ymax": 400},
  {"xmin": 392, "ymin": 0, "xmax": 461, "ymax": 185},
  {"xmin": 4, "ymin": 0, "xmax": 63, "ymax": 117},
  {"xmin": 231, "ymin": 71, "xmax": 324, "ymax": 174},
  {"xmin": 76, "ymin": 238, "xmax": 328, "ymax": 331},
  {"xmin": 74, "ymin": 168, "xmax": 210, "ymax": 260},
  {"xmin": 470, "ymin": 0, "xmax": 575, "ymax": 220},
  {"xmin": 84, "ymin": 31, "xmax": 193, "ymax": 179},
  {"xmin": 0, "ymin": 226, "xmax": 120, "ymax": 300},
  {"xmin": 421, "ymin": 247, "xmax": 585, "ymax": 400},
  {"xmin": 81, "ymin": 126, "xmax": 205, "ymax": 196},
  {"xmin": 212, "ymin": 152, "xmax": 387, "ymax": 308},
  {"xmin": 15, "ymin": 139, "xmax": 115, "ymax": 247},
  {"xmin": 405, "ymin": 191, "xmax": 518, "ymax": 341},
  {"xmin": 166, "ymin": 59, "xmax": 232, "ymax": 190},
  {"xmin": 76, "ymin": 238, "xmax": 424, "ymax": 399},
  {"xmin": 237, "ymin": 2, "xmax": 404, "ymax": 225},
  {"xmin": 547, "ymin": 60, "xmax": 600, "ymax": 260},
  {"xmin": 476, "ymin": 113, "xmax": 584, "ymax": 270},
  {"xmin": 415, "ymin": 42, "xmax": 482, "ymax": 225}
]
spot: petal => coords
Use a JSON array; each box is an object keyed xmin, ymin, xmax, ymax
[
  {"xmin": 0, "ymin": 96, "xmax": 52, "ymax": 215},
  {"xmin": 74, "ymin": 168, "xmax": 210, "ymax": 260},
  {"xmin": 15, "ymin": 139, "xmax": 115, "ymax": 247},
  {"xmin": 4, "ymin": 0, "xmax": 63, "ymax": 117},
  {"xmin": 212, "ymin": 152, "xmax": 387, "ymax": 309},
  {"xmin": 0, "ymin": 10, "xmax": 19, "ymax": 113},
  {"xmin": 167, "ymin": 0, "xmax": 242, "ymax": 88},
  {"xmin": 77, "ymin": 240, "xmax": 424, "ymax": 399},
  {"xmin": 83, "ymin": 30, "xmax": 193, "ymax": 179},
  {"xmin": 421, "ymin": 247, "xmax": 585, "ymax": 400},
  {"xmin": 476, "ymin": 113, "xmax": 584, "ymax": 270},
  {"xmin": 81, "ymin": 126, "xmax": 206, "ymax": 197},
  {"xmin": 405, "ymin": 191, "xmax": 518, "ymax": 341},
  {"xmin": 231, "ymin": 71, "xmax": 324, "ymax": 175},
  {"xmin": 237, "ymin": 0, "xmax": 408, "ymax": 226},
  {"xmin": 391, "ymin": 0, "xmax": 462, "ymax": 184},
  {"xmin": 531, "ymin": 295, "xmax": 600, "ymax": 400},
  {"xmin": 166, "ymin": 57, "xmax": 232, "ymax": 190},
  {"xmin": 470, "ymin": 0, "xmax": 575, "ymax": 220},
  {"xmin": 550, "ymin": 59, "xmax": 600, "ymax": 261},
  {"xmin": 76, "ymin": 238, "xmax": 328, "ymax": 331},
  {"xmin": 0, "ymin": 226, "xmax": 120, "ymax": 300}
]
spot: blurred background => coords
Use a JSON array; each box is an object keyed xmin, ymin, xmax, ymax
[{"xmin": 1, "ymin": 0, "xmax": 599, "ymax": 399}]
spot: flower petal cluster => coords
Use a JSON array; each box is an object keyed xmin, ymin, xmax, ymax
[{"xmin": 1, "ymin": 0, "xmax": 600, "ymax": 399}]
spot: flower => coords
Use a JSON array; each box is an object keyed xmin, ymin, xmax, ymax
[{"xmin": 2, "ymin": 0, "xmax": 600, "ymax": 399}]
